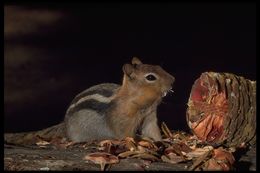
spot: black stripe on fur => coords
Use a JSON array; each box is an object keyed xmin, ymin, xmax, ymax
[{"xmin": 67, "ymin": 99, "xmax": 114, "ymax": 115}]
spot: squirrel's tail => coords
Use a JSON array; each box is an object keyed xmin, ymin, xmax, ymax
[{"xmin": 4, "ymin": 122, "xmax": 66, "ymax": 145}]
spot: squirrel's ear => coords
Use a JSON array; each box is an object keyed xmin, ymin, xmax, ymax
[
  {"xmin": 132, "ymin": 57, "xmax": 143, "ymax": 65},
  {"xmin": 122, "ymin": 64, "xmax": 134, "ymax": 78}
]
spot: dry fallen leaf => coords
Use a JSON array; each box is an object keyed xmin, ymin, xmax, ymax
[
  {"xmin": 138, "ymin": 141, "xmax": 154, "ymax": 149},
  {"xmin": 124, "ymin": 137, "xmax": 137, "ymax": 151},
  {"xmin": 118, "ymin": 150, "xmax": 142, "ymax": 158},
  {"xmin": 188, "ymin": 147, "xmax": 213, "ymax": 170},
  {"xmin": 161, "ymin": 154, "xmax": 185, "ymax": 164},
  {"xmin": 49, "ymin": 137, "xmax": 73, "ymax": 149},
  {"xmin": 83, "ymin": 152, "xmax": 119, "ymax": 171},
  {"xmin": 35, "ymin": 136, "xmax": 50, "ymax": 147},
  {"xmin": 186, "ymin": 146, "xmax": 214, "ymax": 158},
  {"xmin": 161, "ymin": 122, "xmax": 173, "ymax": 138},
  {"xmin": 203, "ymin": 148, "xmax": 235, "ymax": 171},
  {"xmin": 99, "ymin": 140, "xmax": 113, "ymax": 153},
  {"xmin": 131, "ymin": 152, "xmax": 160, "ymax": 161},
  {"xmin": 99, "ymin": 139, "xmax": 121, "ymax": 146},
  {"xmin": 36, "ymin": 140, "xmax": 50, "ymax": 146}
]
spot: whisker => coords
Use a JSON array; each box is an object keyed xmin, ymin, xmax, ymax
[
  {"xmin": 161, "ymin": 100, "xmax": 173, "ymax": 105},
  {"xmin": 161, "ymin": 101, "xmax": 167, "ymax": 104}
]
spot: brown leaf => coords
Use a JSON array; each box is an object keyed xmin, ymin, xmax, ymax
[
  {"xmin": 123, "ymin": 137, "xmax": 137, "ymax": 151},
  {"xmin": 35, "ymin": 136, "xmax": 50, "ymax": 147},
  {"xmin": 138, "ymin": 140, "xmax": 158, "ymax": 151},
  {"xmin": 98, "ymin": 139, "xmax": 129, "ymax": 155},
  {"xmin": 83, "ymin": 152, "xmax": 119, "ymax": 171},
  {"xmin": 161, "ymin": 122, "xmax": 173, "ymax": 138},
  {"xmin": 186, "ymin": 146, "xmax": 214, "ymax": 158},
  {"xmin": 188, "ymin": 147, "xmax": 213, "ymax": 171},
  {"xmin": 203, "ymin": 148, "xmax": 235, "ymax": 171},
  {"xmin": 161, "ymin": 154, "xmax": 186, "ymax": 164},
  {"xmin": 49, "ymin": 137, "xmax": 72, "ymax": 149},
  {"xmin": 131, "ymin": 153, "xmax": 160, "ymax": 161},
  {"xmin": 118, "ymin": 150, "xmax": 142, "ymax": 158},
  {"xmin": 36, "ymin": 140, "xmax": 50, "ymax": 146}
]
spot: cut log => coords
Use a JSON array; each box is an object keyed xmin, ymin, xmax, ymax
[{"xmin": 186, "ymin": 72, "xmax": 256, "ymax": 147}]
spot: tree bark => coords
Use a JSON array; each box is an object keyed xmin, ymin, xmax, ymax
[{"xmin": 4, "ymin": 143, "xmax": 191, "ymax": 171}]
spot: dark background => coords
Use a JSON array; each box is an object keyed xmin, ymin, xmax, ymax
[{"xmin": 4, "ymin": 2, "xmax": 256, "ymax": 133}]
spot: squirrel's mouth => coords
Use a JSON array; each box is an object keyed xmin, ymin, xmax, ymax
[{"xmin": 162, "ymin": 88, "xmax": 174, "ymax": 97}]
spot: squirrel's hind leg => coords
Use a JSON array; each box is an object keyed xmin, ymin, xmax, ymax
[{"xmin": 65, "ymin": 110, "xmax": 114, "ymax": 142}]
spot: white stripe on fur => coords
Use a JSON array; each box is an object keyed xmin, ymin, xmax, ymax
[{"xmin": 66, "ymin": 94, "xmax": 113, "ymax": 113}]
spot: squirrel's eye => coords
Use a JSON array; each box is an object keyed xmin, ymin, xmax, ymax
[{"xmin": 146, "ymin": 74, "xmax": 157, "ymax": 81}]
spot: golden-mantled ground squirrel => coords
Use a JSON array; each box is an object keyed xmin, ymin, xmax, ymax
[
  {"xmin": 5, "ymin": 57, "xmax": 175, "ymax": 144},
  {"xmin": 65, "ymin": 57, "xmax": 175, "ymax": 142}
]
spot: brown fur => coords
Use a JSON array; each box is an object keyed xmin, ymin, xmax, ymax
[{"xmin": 106, "ymin": 57, "xmax": 175, "ymax": 140}]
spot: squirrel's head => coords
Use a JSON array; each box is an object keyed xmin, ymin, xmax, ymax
[{"xmin": 122, "ymin": 57, "xmax": 175, "ymax": 105}]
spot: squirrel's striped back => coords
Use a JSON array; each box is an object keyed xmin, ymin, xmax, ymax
[{"xmin": 65, "ymin": 83, "xmax": 120, "ymax": 118}]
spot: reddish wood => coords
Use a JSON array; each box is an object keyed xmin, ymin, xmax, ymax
[{"xmin": 186, "ymin": 72, "xmax": 256, "ymax": 147}]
